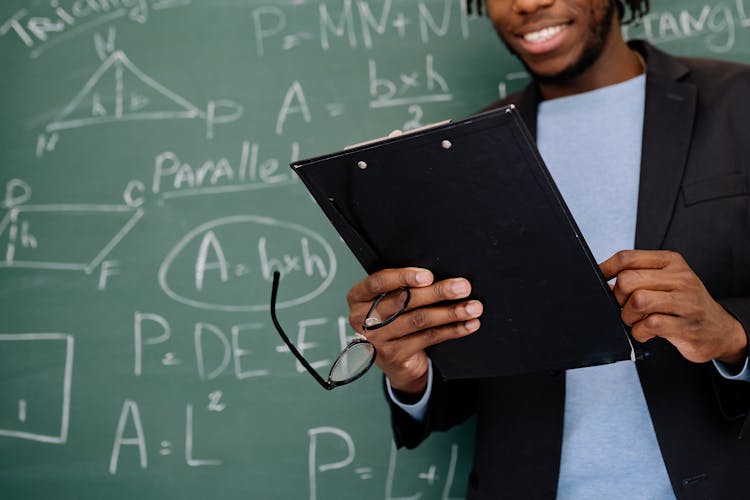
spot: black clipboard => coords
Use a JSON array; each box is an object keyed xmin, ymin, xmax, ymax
[{"xmin": 292, "ymin": 106, "xmax": 638, "ymax": 379}]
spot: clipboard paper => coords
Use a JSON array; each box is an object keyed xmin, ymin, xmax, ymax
[{"xmin": 292, "ymin": 106, "xmax": 634, "ymax": 380}]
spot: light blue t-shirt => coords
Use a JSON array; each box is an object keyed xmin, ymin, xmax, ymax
[
  {"xmin": 538, "ymin": 74, "xmax": 674, "ymax": 500},
  {"xmin": 388, "ymin": 73, "xmax": 749, "ymax": 498}
]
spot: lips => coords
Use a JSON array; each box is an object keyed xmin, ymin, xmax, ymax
[
  {"xmin": 522, "ymin": 24, "xmax": 568, "ymax": 42},
  {"xmin": 515, "ymin": 21, "xmax": 573, "ymax": 55}
]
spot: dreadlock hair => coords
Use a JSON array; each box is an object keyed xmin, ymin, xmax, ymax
[
  {"xmin": 615, "ymin": 0, "xmax": 650, "ymax": 24},
  {"xmin": 466, "ymin": 0, "xmax": 484, "ymax": 16},
  {"xmin": 466, "ymin": 0, "xmax": 650, "ymax": 25}
]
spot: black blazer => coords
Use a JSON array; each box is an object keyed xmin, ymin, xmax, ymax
[{"xmin": 388, "ymin": 41, "xmax": 750, "ymax": 500}]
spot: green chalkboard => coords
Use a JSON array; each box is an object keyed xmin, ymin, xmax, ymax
[{"xmin": 0, "ymin": 1, "xmax": 748, "ymax": 499}]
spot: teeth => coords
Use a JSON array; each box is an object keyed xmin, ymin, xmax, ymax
[{"xmin": 523, "ymin": 24, "xmax": 566, "ymax": 43}]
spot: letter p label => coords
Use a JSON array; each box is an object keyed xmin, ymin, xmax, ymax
[
  {"xmin": 134, "ymin": 312, "xmax": 171, "ymax": 376},
  {"xmin": 307, "ymin": 427, "xmax": 355, "ymax": 500}
]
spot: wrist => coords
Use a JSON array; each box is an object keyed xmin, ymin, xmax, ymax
[
  {"xmin": 717, "ymin": 318, "xmax": 748, "ymax": 365},
  {"xmin": 389, "ymin": 370, "xmax": 429, "ymax": 397}
]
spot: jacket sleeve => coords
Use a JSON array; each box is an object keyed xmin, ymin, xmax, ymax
[
  {"xmin": 386, "ymin": 369, "xmax": 478, "ymax": 449},
  {"xmin": 713, "ymin": 297, "xmax": 750, "ymax": 435}
]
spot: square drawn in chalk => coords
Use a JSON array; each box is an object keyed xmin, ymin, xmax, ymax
[{"xmin": 0, "ymin": 334, "xmax": 74, "ymax": 444}]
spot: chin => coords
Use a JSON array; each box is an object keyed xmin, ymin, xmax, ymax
[{"xmin": 521, "ymin": 45, "xmax": 601, "ymax": 86}]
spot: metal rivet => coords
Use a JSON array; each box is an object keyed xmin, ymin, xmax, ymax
[
  {"xmin": 357, "ymin": 161, "xmax": 367, "ymax": 169},
  {"xmin": 441, "ymin": 140, "xmax": 452, "ymax": 150}
]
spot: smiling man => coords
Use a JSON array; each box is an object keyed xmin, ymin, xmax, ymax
[
  {"xmin": 490, "ymin": 0, "xmax": 642, "ymax": 97},
  {"xmin": 346, "ymin": 0, "xmax": 750, "ymax": 498}
]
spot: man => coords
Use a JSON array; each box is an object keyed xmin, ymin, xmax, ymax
[{"xmin": 346, "ymin": 0, "xmax": 750, "ymax": 498}]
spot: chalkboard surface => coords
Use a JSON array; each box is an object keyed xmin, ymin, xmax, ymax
[{"xmin": 0, "ymin": 1, "xmax": 748, "ymax": 499}]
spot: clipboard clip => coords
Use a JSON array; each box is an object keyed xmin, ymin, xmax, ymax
[{"xmin": 344, "ymin": 120, "xmax": 452, "ymax": 150}]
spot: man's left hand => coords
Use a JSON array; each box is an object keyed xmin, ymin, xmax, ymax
[{"xmin": 599, "ymin": 250, "xmax": 747, "ymax": 365}]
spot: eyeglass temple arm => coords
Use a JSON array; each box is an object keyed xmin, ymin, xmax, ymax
[{"xmin": 270, "ymin": 271, "xmax": 333, "ymax": 390}]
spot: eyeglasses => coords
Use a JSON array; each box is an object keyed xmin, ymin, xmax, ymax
[{"xmin": 270, "ymin": 270, "xmax": 410, "ymax": 390}]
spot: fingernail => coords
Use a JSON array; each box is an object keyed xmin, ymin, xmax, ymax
[
  {"xmin": 451, "ymin": 280, "xmax": 470, "ymax": 295},
  {"xmin": 415, "ymin": 271, "xmax": 432, "ymax": 285},
  {"xmin": 465, "ymin": 301, "xmax": 482, "ymax": 316},
  {"xmin": 465, "ymin": 319, "xmax": 480, "ymax": 332}
]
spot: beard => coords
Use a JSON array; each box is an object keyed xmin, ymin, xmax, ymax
[{"xmin": 496, "ymin": 0, "xmax": 617, "ymax": 86}]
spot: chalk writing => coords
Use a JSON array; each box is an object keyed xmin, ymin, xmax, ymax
[
  {"xmin": 0, "ymin": 0, "xmax": 190, "ymax": 59},
  {"xmin": 41, "ymin": 48, "xmax": 241, "ymax": 152},
  {"xmin": 0, "ymin": 179, "xmax": 143, "ymax": 279},
  {"xmin": 109, "ymin": 401, "xmax": 220, "ymax": 474},
  {"xmin": 207, "ymin": 391, "xmax": 225, "ymax": 412},
  {"xmin": 307, "ymin": 427, "xmax": 465, "ymax": 500},
  {"xmin": 497, "ymin": 69, "xmax": 530, "ymax": 99},
  {"xmin": 158, "ymin": 216, "xmax": 336, "ymax": 312},
  {"xmin": 144, "ymin": 141, "xmax": 299, "ymax": 201},
  {"xmin": 277, "ymin": 81, "xmax": 313, "ymax": 135},
  {"xmin": 110, "ymin": 399, "xmax": 148, "ymax": 474},
  {"xmin": 308, "ymin": 427, "xmax": 356, "ymax": 500},
  {"xmin": 185, "ymin": 404, "xmax": 221, "ymax": 467},
  {"xmin": 134, "ymin": 311, "xmax": 353, "ymax": 381},
  {"xmin": 160, "ymin": 440, "xmax": 173, "ymax": 457},
  {"xmin": 369, "ymin": 54, "xmax": 452, "ymax": 108},
  {"xmin": 0, "ymin": 334, "xmax": 74, "ymax": 444},
  {"xmin": 251, "ymin": 0, "xmax": 476, "ymax": 56},
  {"xmin": 276, "ymin": 317, "xmax": 331, "ymax": 374},
  {"xmin": 624, "ymin": 1, "xmax": 750, "ymax": 53},
  {"xmin": 386, "ymin": 441, "xmax": 464, "ymax": 500}
]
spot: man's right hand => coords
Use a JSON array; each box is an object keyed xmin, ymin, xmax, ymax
[{"xmin": 347, "ymin": 267, "xmax": 483, "ymax": 397}]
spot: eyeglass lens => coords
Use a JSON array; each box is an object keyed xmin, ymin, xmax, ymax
[{"xmin": 329, "ymin": 341, "xmax": 375, "ymax": 383}]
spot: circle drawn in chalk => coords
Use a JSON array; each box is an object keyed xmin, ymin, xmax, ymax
[{"xmin": 158, "ymin": 216, "xmax": 337, "ymax": 312}]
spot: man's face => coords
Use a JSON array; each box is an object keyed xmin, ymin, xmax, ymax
[{"xmin": 486, "ymin": 0, "xmax": 617, "ymax": 85}]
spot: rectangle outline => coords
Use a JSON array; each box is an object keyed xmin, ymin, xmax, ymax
[{"xmin": 0, "ymin": 333, "xmax": 74, "ymax": 444}]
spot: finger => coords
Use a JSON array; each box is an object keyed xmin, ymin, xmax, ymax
[
  {"xmin": 630, "ymin": 313, "xmax": 681, "ymax": 343},
  {"xmin": 347, "ymin": 277, "xmax": 472, "ymax": 332},
  {"xmin": 389, "ymin": 318, "xmax": 481, "ymax": 355},
  {"xmin": 347, "ymin": 267, "xmax": 433, "ymax": 304},
  {"xmin": 368, "ymin": 300, "xmax": 484, "ymax": 342},
  {"xmin": 366, "ymin": 288, "xmax": 411, "ymax": 322},
  {"xmin": 599, "ymin": 250, "xmax": 683, "ymax": 281},
  {"xmin": 611, "ymin": 269, "xmax": 682, "ymax": 306},
  {"xmin": 620, "ymin": 289, "xmax": 681, "ymax": 326},
  {"xmin": 405, "ymin": 278, "xmax": 472, "ymax": 309}
]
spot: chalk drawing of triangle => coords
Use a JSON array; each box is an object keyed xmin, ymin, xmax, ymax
[{"xmin": 47, "ymin": 51, "xmax": 204, "ymax": 132}]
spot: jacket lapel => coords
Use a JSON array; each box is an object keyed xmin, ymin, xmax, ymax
[
  {"xmin": 515, "ymin": 83, "xmax": 539, "ymax": 138},
  {"xmin": 633, "ymin": 41, "xmax": 697, "ymax": 250}
]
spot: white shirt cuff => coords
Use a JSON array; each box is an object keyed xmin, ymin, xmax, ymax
[
  {"xmin": 713, "ymin": 356, "xmax": 750, "ymax": 382},
  {"xmin": 385, "ymin": 360, "xmax": 434, "ymax": 423}
]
